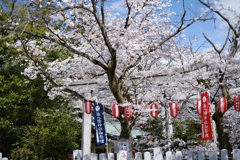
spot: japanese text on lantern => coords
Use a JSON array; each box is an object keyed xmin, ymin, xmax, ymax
[{"xmin": 201, "ymin": 92, "xmax": 213, "ymax": 141}]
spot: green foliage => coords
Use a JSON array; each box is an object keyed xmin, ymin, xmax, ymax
[
  {"xmin": 45, "ymin": 46, "xmax": 74, "ymax": 62},
  {"xmin": 171, "ymin": 120, "xmax": 202, "ymax": 147},
  {"xmin": 0, "ymin": 15, "xmax": 81, "ymax": 158},
  {"xmin": 10, "ymin": 108, "xmax": 81, "ymax": 160},
  {"xmin": 197, "ymin": 79, "xmax": 212, "ymax": 89},
  {"xmin": 133, "ymin": 117, "xmax": 166, "ymax": 151},
  {"xmin": 140, "ymin": 117, "xmax": 166, "ymax": 140}
]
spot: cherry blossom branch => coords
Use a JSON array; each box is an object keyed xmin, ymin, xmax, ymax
[
  {"xmin": 119, "ymin": 56, "xmax": 143, "ymax": 82},
  {"xmin": 51, "ymin": 5, "xmax": 95, "ymax": 15},
  {"xmin": 202, "ymin": 28, "xmax": 230, "ymax": 55},
  {"xmin": 0, "ymin": 25, "xmax": 108, "ymax": 71},
  {"xmin": 198, "ymin": 0, "xmax": 240, "ymax": 57},
  {"xmin": 198, "ymin": 0, "xmax": 238, "ymax": 37},
  {"xmin": 149, "ymin": 18, "xmax": 211, "ymax": 53},
  {"xmin": 17, "ymin": 32, "xmax": 109, "ymax": 105},
  {"xmin": 91, "ymin": 0, "xmax": 116, "ymax": 60}
]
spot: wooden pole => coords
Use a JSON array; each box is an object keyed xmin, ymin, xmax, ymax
[{"xmin": 81, "ymin": 96, "xmax": 92, "ymax": 159}]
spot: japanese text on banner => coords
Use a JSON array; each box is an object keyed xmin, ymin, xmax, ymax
[
  {"xmin": 93, "ymin": 103, "xmax": 106, "ymax": 145},
  {"xmin": 201, "ymin": 92, "xmax": 213, "ymax": 141}
]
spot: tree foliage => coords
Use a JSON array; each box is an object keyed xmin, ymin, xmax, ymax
[
  {"xmin": 171, "ymin": 120, "xmax": 201, "ymax": 148},
  {"xmin": 10, "ymin": 108, "xmax": 81, "ymax": 160},
  {"xmin": 0, "ymin": 13, "xmax": 81, "ymax": 158},
  {"xmin": 134, "ymin": 117, "xmax": 165, "ymax": 151}
]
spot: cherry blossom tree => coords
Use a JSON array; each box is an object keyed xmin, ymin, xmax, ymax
[
  {"xmin": 223, "ymin": 108, "xmax": 240, "ymax": 149},
  {"xmin": 0, "ymin": 0, "xmax": 239, "ymax": 151},
  {"xmin": 197, "ymin": 0, "xmax": 240, "ymax": 151}
]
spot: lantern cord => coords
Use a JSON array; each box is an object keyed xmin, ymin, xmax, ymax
[
  {"xmin": 96, "ymin": 88, "xmax": 99, "ymax": 104},
  {"xmin": 136, "ymin": 87, "xmax": 138, "ymax": 106},
  {"xmin": 87, "ymin": 83, "xmax": 90, "ymax": 100}
]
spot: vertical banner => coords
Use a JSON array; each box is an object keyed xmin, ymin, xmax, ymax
[
  {"xmin": 93, "ymin": 103, "xmax": 106, "ymax": 145},
  {"xmin": 201, "ymin": 92, "xmax": 213, "ymax": 141}
]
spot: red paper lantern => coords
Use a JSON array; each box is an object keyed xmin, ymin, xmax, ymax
[
  {"xmin": 196, "ymin": 100, "xmax": 202, "ymax": 115},
  {"xmin": 112, "ymin": 104, "xmax": 120, "ymax": 118},
  {"xmin": 150, "ymin": 103, "xmax": 158, "ymax": 118},
  {"xmin": 170, "ymin": 102, "xmax": 178, "ymax": 118},
  {"xmin": 124, "ymin": 106, "xmax": 133, "ymax": 119},
  {"xmin": 234, "ymin": 95, "xmax": 240, "ymax": 112},
  {"xmin": 84, "ymin": 101, "xmax": 92, "ymax": 114},
  {"xmin": 218, "ymin": 97, "xmax": 227, "ymax": 114}
]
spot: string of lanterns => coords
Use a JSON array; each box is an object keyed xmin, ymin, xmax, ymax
[
  {"xmin": 84, "ymin": 95, "xmax": 240, "ymax": 118},
  {"xmin": 84, "ymin": 101, "xmax": 179, "ymax": 118}
]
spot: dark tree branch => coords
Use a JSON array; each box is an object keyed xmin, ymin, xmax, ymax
[
  {"xmin": 149, "ymin": 17, "xmax": 213, "ymax": 53},
  {"xmin": 52, "ymin": 4, "xmax": 95, "ymax": 15},
  {"xmin": 124, "ymin": 0, "xmax": 132, "ymax": 29},
  {"xmin": 0, "ymin": 25, "xmax": 108, "ymax": 71},
  {"xmin": 198, "ymin": 0, "xmax": 238, "ymax": 37},
  {"xmin": 118, "ymin": 1, "xmax": 212, "ymax": 80},
  {"xmin": 202, "ymin": 28, "xmax": 230, "ymax": 55},
  {"xmin": 101, "ymin": 0, "xmax": 105, "ymax": 25},
  {"xmin": 91, "ymin": 0, "xmax": 116, "ymax": 58},
  {"xmin": 17, "ymin": 33, "xmax": 98, "ymax": 103},
  {"xmin": 10, "ymin": 0, "xmax": 17, "ymax": 16}
]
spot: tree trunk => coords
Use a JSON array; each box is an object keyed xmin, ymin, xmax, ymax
[
  {"xmin": 212, "ymin": 78, "xmax": 233, "ymax": 152},
  {"xmin": 119, "ymin": 118, "xmax": 132, "ymax": 139},
  {"xmin": 212, "ymin": 112, "xmax": 232, "ymax": 152},
  {"xmin": 107, "ymin": 69, "xmax": 134, "ymax": 139}
]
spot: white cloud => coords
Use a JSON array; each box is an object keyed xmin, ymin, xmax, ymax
[{"xmin": 105, "ymin": 0, "xmax": 126, "ymax": 14}]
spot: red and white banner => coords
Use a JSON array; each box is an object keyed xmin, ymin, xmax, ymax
[
  {"xmin": 150, "ymin": 103, "xmax": 158, "ymax": 118},
  {"xmin": 196, "ymin": 100, "xmax": 202, "ymax": 115},
  {"xmin": 124, "ymin": 106, "xmax": 133, "ymax": 119},
  {"xmin": 112, "ymin": 104, "xmax": 120, "ymax": 118},
  {"xmin": 84, "ymin": 101, "xmax": 92, "ymax": 114},
  {"xmin": 218, "ymin": 97, "xmax": 227, "ymax": 114},
  {"xmin": 170, "ymin": 102, "xmax": 178, "ymax": 118},
  {"xmin": 201, "ymin": 92, "xmax": 213, "ymax": 141},
  {"xmin": 233, "ymin": 95, "xmax": 240, "ymax": 112}
]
